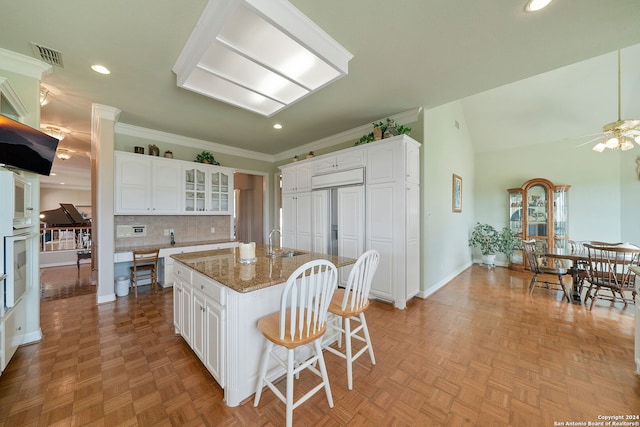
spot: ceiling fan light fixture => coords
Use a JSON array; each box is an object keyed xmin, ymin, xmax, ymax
[
  {"xmin": 592, "ymin": 50, "xmax": 640, "ymax": 153},
  {"xmin": 39, "ymin": 87, "xmax": 52, "ymax": 106},
  {"xmin": 40, "ymin": 124, "xmax": 69, "ymax": 141},
  {"xmin": 620, "ymin": 139, "xmax": 635, "ymax": 151},
  {"xmin": 525, "ymin": 0, "xmax": 552, "ymax": 12},
  {"xmin": 605, "ymin": 136, "xmax": 619, "ymax": 149}
]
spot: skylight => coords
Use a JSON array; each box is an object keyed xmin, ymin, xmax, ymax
[{"xmin": 173, "ymin": 0, "xmax": 353, "ymax": 117}]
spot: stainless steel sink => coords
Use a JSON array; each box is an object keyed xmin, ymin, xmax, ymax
[{"xmin": 267, "ymin": 250, "xmax": 306, "ymax": 258}]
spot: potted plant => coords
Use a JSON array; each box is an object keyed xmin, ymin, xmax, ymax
[
  {"xmin": 195, "ymin": 151, "xmax": 220, "ymax": 165},
  {"xmin": 355, "ymin": 118, "xmax": 412, "ymax": 146},
  {"xmin": 468, "ymin": 222, "xmax": 500, "ymax": 266},
  {"xmin": 498, "ymin": 226, "xmax": 522, "ymax": 269}
]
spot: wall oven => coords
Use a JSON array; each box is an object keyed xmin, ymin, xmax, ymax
[{"xmin": 4, "ymin": 230, "xmax": 37, "ymax": 308}]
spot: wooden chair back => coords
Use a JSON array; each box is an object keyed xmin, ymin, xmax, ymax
[
  {"xmin": 584, "ymin": 243, "xmax": 640, "ymax": 292},
  {"xmin": 340, "ymin": 250, "xmax": 380, "ymax": 312},
  {"xmin": 278, "ymin": 259, "xmax": 338, "ymax": 342}
]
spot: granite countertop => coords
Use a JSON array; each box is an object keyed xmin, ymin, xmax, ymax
[
  {"xmin": 115, "ymin": 239, "xmax": 237, "ymax": 253},
  {"xmin": 171, "ymin": 244, "xmax": 356, "ymax": 293}
]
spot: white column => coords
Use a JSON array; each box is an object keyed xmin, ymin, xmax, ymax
[{"xmin": 92, "ymin": 104, "xmax": 120, "ymax": 304}]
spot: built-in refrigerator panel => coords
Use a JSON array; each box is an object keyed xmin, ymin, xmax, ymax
[{"xmin": 335, "ymin": 185, "xmax": 365, "ymax": 286}]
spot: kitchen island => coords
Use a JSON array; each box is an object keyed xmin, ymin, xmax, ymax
[{"xmin": 171, "ymin": 244, "xmax": 355, "ymax": 406}]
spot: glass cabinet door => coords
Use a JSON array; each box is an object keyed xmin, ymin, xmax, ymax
[
  {"xmin": 185, "ymin": 168, "xmax": 206, "ymax": 211},
  {"xmin": 553, "ymin": 187, "xmax": 569, "ymax": 251},
  {"xmin": 526, "ymin": 184, "xmax": 548, "ymax": 245},
  {"xmin": 208, "ymin": 171, "xmax": 231, "ymax": 213}
]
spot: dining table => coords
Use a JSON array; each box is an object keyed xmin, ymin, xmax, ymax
[{"xmin": 545, "ymin": 248, "xmax": 588, "ymax": 304}]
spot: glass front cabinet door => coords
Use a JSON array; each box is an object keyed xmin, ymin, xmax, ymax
[{"xmin": 507, "ymin": 178, "xmax": 570, "ymax": 270}]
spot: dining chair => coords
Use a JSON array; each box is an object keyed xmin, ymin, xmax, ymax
[
  {"xmin": 323, "ymin": 249, "xmax": 379, "ymax": 390},
  {"xmin": 583, "ymin": 243, "xmax": 640, "ymax": 310},
  {"xmin": 522, "ymin": 240, "xmax": 570, "ymax": 302},
  {"xmin": 129, "ymin": 248, "xmax": 160, "ymax": 298},
  {"xmin": 568, "ymin": 240, "xmax": 623, "ymax": 296},
  {"xmin": 254, "ymin": 259, "xmax": 338, "ymax": 427}
]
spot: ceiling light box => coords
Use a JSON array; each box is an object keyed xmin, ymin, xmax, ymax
[{"xmin": 173, "ymin": 0, "xmax": 353, "ymax": 117}]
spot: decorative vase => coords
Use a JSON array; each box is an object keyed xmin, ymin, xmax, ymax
[{"xmin": 373, "ymin": 128, "xmax": 382, "ymax": 140}]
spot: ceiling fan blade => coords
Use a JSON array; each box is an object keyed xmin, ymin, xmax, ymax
[{"xmin": 575, "ymin": 135, "xmax": 604, "ymax": 148}]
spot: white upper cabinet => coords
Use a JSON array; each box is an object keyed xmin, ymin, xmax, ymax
[
  {"xmin": 114, "ymin": 151, "xmax": 234, "ymax": 215},
  {"xmin": 281, "ymin": 164, "xmax": 311, "ymax": 193},
  {"xmin": 114, "ymin": 151, "xmax": 181, "ymax": 214},
  {"xmin": 312, "ymin": 150, "xmax": 364, "ymax": 175}
]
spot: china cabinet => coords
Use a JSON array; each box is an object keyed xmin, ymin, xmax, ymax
[{"xmin": 507, "ymin": 178, "xmax": 570, "ymax": 269}]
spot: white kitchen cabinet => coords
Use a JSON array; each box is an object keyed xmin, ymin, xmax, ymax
[
  {"xmin": 281, "ymin": 192, "xmax": 312, "ymax": 251},
  {"xmin": 1, "ymin": 299, "xmax": 25, "ymax": 373},
  {"xmin": 280, "ymin": 134, "xmax": 421, "ymax": 309},
  {"xmin": 174, "ymin": 267, "xmax": 226, "ymax": 387},
  {"xmin": 183, "ymin": 165, "xmax": 234, "ymax": 214},
  {"xmin": 173, "ymin": 269, "xmax": 193, "ymax": 345},
  {"xmin": 192, "ymin": 289, "xmax": 206, "ymax": 361},
  {"xmin": 114, "ymin": 151, "xmax": 182, "ymax": 214},
  {"xmin": 366, "ymin": 136, "xmax": 421, "ymax": 308},
  {"xmin": 312, "ymin": 150, "xmax": 365, "ymax": 175},
  {"xmin": 281, "ymin": 164, "xmax": 311, "ymax": 193},
  {"xmin": 337, "ymin": 185, "xmax": 365, "ymax": 286},
  {"xmin": 311, "ymin": 190, "xmax": 329, "ymax": 253},
  {"xmin": 204, "ymin": 298, "xmax": 225, "ymax": 385},
  {"xmin": 114, "ymin": 150, "xmax": 234, "ymax": 215}
]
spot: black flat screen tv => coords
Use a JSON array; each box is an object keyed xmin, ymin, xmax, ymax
[{"xmin": 0, "ymin": 114, "xmax": 59, "ymax": 176}]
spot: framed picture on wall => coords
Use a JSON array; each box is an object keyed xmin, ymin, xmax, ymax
[{"xmin": 452, "ymin": 174, "xmax": 462, "ymax": 213}]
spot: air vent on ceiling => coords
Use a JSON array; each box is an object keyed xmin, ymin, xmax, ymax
[{"xmin": 30, "ymin": 42, "xmax": 64, "ymax": 67}]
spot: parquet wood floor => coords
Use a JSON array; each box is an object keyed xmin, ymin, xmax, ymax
[{"xmin": 1, "ymin": 265, "xmax": 638, "ymax": 426}]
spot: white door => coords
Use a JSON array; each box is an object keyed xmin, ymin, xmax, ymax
[{"xmin": 338, "ymin": 186, "xmax": 364, "ymax": 286}]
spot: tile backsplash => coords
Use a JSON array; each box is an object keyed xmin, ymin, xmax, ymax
[{"xmin": 114, "ymin": 215, "xmax": 232, "ymax": 249}]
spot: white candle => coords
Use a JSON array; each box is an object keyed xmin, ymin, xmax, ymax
[{"xmin": 239, "ymin": 242, "xmax": 255, "ymax": 260}]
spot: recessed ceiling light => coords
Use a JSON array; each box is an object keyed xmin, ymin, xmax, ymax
[
  {"xmin": 273, "ymin": 123, "xmax": 282, "ymax": 130},
  {"xmin": 91, "ymin": 64, "xmax": 110, "ymax": 74},
  {"xmin": 50, "ymin": 173, "xmax": 56, "ymax": 176},
  {"xmin": 525, "ymin": 0, "xmax": 552, "ymax": 12}
]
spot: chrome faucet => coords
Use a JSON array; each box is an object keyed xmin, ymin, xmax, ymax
[{"xmin": 268, "ymin": 229, "xmax": 281, "ymax": 256}]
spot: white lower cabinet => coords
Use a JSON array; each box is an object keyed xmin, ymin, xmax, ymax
[
  {"xmin": 204, "ymin": 299, "xmax": 225, "ymax": 384},
  {"xmin": 174, "ymin": 266, "xmax": 225, "ymax": 387}
]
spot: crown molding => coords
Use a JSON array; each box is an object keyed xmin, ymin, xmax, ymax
[
  {"xmin": 114, "ymin": 122, "xmax": 276, "ymax": 163},
  {"xmin": 0, "ymin": 77, "xmax": 28, "ymax": 117},
  {"xmin": 0, "ymin": 48, "xmax": 52, "ymax": 79},
  {"xmin": 273, "ymin": 107, "xmax": 422, "ymax": 162}
]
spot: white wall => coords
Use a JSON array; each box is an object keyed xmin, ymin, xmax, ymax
[
  {"xmin": 40, "ymin": 188, "xmax": 91, "ymax": 211},
  {"xmin": 421, "ymin": 101, "xmax": 476, "ymax": 294},
  {"xmin": 620, "ymin": 153, "xmax": 640, "ymax": 244}
]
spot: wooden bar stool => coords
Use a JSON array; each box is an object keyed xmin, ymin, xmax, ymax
[
  {"xmin": 129, "ymin": 248, "xmax": 160, "ymax": 298},
  {"xmin": 254, "ymin": 259, "xmax": 338, "ymax": 427},
  {"xmin": 323, "ymin": 249, "xmax": 380, "ymax": 390}
]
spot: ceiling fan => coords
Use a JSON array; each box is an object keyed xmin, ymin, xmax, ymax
[{"xmin": 587, "ymin": 50, "xmax": 640, "ymax": 152}]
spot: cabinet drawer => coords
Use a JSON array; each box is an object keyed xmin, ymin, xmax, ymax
[
  {"xmin": 193, "ymin": 272, "xmax": 225, "ymax": 305},
  {"xmin": 174, "ymin": 263, "xmax": 192, "ymax": 283}
]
